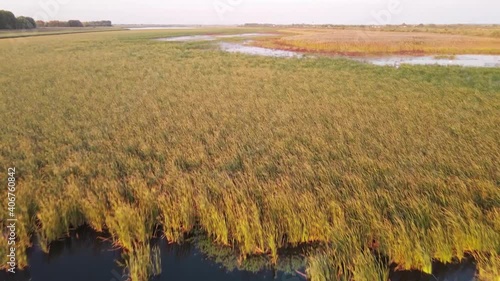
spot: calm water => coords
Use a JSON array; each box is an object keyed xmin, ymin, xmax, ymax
[
  {"xmin": 158, "ymin": 34, "xmax": 500, "ymax": 68},
  {"xmin": 362, "ymin": 55, "xmax": 500, "ymax": 68},
  {"xmin": 1, "ymin": 227, "xmax": 478, "ymax": 281},
  {"xmin": 1, "ymin": 228, "xmax": 304, "ymax": 281},
  {"xmin": 219, "ymin": 42, "xmax": 303, "ymax": 58}
]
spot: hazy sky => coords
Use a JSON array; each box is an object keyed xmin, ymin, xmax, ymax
[{"xmin": 1, "ymin": 0, "xmax": 499, "ymax": 25}]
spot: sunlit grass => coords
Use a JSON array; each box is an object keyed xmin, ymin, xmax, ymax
[{"xmin": 0, "ymin": 28, "xmax": 499, "ymax": 280}]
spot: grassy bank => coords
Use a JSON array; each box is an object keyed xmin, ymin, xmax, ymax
[{"xmin": 0, "ymin": 29, "xmax": 499, "ymax": 280}]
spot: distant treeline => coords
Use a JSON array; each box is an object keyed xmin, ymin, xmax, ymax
[
  {"xmin": 0, "ymin": 10, "xmax": 112, "ymax": 30},
  {"xmin": 36, "ymin": 20, "xmax": 112, "ymax": 28},
  {"xmin": 0, "ymin": 10, "xmax": 36, "ymax": 29}
]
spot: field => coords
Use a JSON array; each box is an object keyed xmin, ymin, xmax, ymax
[
  {"xmin": 0, "ymin": 28, "xmax": 499, "ymax": 281},
  {"xmin": 253, "ymin": 27, "xmax": 500, "ymax": 56}
]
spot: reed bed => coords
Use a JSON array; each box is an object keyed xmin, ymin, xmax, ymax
[
  {"xmin": 254, "ymin": 28, "xmax": 500, "ymax": 56},
  {"xmin": 0, "ymin": 29, "xmax": 499, "ymax": 280}
]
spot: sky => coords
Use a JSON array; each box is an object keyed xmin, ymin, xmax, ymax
[{"xmin": 1, "ymin": 0, "xmax": 499, "ymax": 25}]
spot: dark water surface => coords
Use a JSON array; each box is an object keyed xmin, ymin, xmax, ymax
[
  {"xmin": 2, "ymin": 228, "xmax": 300, "ymax": 281},
  {"xmin": 1, "ymin": 228, "xmax": 477, "ymax": 281}
]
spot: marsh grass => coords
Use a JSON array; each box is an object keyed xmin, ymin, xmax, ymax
[
  {"xmin": 253, "ymin": 28, "xmax": 500, "ymax": 56},
  {"xmin": 123, "ymin": 243, "xmax": 162, "ymax": 281},
  {"xmin": 0, "ymin": 29, "xmax": 499, "ymax": 280}
]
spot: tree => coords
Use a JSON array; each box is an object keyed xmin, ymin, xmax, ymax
[
  {"xmin": 0, "ymin": 10, "xmax": 16, "ymax": 29},
  {"xmin": 25, "ymin": 17, "xmax": 36, "ymax": 28},
  {"xmin": 36, "ymin": 20, "xmax": 46, "ymax": 27},
  {"xmin": 47, "ymin": 20, "xmax": 69, "ymax": 27},
  {"xmin": 68, "ymin": 20, "xmax": 83, "ymax": 27},
  {"xmin": 83, "ymin": 20, "xmax": 112, "ymax": 27},
  {"xmin": 16, "ymin": 16, "xmax": 36, "ymax": 29}
]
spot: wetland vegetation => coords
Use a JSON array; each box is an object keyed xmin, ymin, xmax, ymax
[
  {"xmin": 0, "ymin": 27, "xmax": 499, "ymax": 280},
  {"xmin": 251, "ymin": 28, "xmax": 500, "ymax": 56}
]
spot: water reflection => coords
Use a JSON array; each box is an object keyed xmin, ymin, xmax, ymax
[
  {"xmin": 390, "ymin": 259, "xmax": 476, "ymax": 281},
  {"xmin": 362, "ymin": 54, "xmax": 500, "ymax": 68},
  {"xmin": 1, "ymin": 227, "xmax": 305, "ymax": 281},
  {"xmin": 1, "ymin": 227, "xmax": 478, "ymax": 281},
  {"xmin": 2, "ymin": 227, "xmax": 122, "ymax": 281},
  {"xmin": 219, "ymin": 42, "xmax": 303, "ymax": 58}
]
